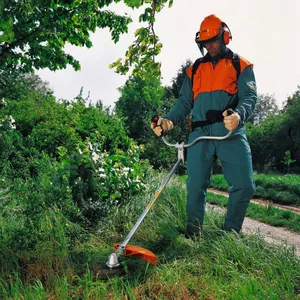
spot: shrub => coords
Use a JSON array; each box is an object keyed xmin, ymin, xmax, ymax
[{"xmin": 56, "ymin": 140, "xmax": 150, "ymax": 227}]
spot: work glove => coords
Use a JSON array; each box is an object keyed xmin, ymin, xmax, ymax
[
  {"xmin": 222, "ymin": 110, "xmax": 240, "ymax": 131},
  {"xmin": 151, "ymin": 116, "xmax": 174, "ymax": 137}
]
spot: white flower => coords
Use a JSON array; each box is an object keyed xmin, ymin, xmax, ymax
[
  {"xmin": 92, "ymin": 152, "xmax": 100, "ymax": 162},
  {"xmin": 100, "ymin": 174, "xmax": 106, "ymax": 178},
  {"xmin": 9, "ymin": 116, "xmax": 16, "ymax": 129}
]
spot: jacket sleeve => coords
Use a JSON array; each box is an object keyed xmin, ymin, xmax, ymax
[
  {"xmin": 164, "ymin": 73, "xmax": 194, "ymax": 125},
  {"xmin": 235, "ymin": 65, "xmax": 257, "ymax": 123}
]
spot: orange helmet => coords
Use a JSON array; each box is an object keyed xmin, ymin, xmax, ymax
[{"xmin": 195, "ymin": 14, "xmax": 232, "ymax": 55}]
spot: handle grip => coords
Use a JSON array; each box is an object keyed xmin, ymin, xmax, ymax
[
  {"xmin": 151, "ymin": 115, "xmax": 167, "ymax": 137},
  {"xmin": 226, "ymin": 108, "xmax": 234, "ymax": 116},
  {"xmin": 151, "ymin": 115, "xmax": 159, "ymax": 127}
]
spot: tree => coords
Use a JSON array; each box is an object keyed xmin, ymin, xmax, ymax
[
  {"xmin": 247, "ymin": 88, "xmax": 300, "ymax": 173},
  {"xmin": 168, "ymin": 59, "xmax": 193, "ymax": 100},
  {"xmin": 247, "ymin": 93, "xmax": 279, "ymax": 125},
  {"xmin": 281, "ymin": 150, "xmax": 296, "ymax": 174},
  {"xmin": 163, "ymin": 59, "xmax": 193, "ymax": 144},
  {"xmin": 0, "ymin": 0, "xmax": 173, "ymax": 74},
  {"xmin": 282, "ymin": 85, "xmax": 300, "ymax": 108},
  {"xmin": 0, "ymin": 71, "xmax": 149, "ymax": 229},
  {"xmin": 115, "ymin": 64, "xmax": 165, "ymax": 143},
  {"xmin": 115, "ymin": 59, "xmax": 193, "ymax": 171}
]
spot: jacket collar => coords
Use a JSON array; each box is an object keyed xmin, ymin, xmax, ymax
[{"xmin": 203, "ymin": 47, "xmax": 233, "ymax": 64}]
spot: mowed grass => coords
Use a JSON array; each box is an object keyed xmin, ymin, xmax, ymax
[
  {"xmin": 210, "ymin": 173, "xmax": 300, "ymax": 206},
  {"xmin": 0, "ymin": 175, "xmax": 299, "ymax": 299},
  {"xmin": 180, "ymin": 174, "xmax": 300, "ymax": 232},
  {"xmin": 206, "ymin": 193, "xmax": 300, "ymax": 232}
]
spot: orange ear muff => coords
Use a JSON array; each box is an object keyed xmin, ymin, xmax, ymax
[
  {"xmin": 223, "ymin": 30, "xmax": 230, "ymax": 45},
  {"xmin": 221, "ymin": 22, "xmax": 232, "ymax": 45}
]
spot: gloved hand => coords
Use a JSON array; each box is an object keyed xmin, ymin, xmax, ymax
[
  {"xmin": 151, "ymin": 116, "xmax": 174, "ymax": 137},
  {"xmin": 222, "ymin": 110, "xmax": 240, "ymax": 131}
]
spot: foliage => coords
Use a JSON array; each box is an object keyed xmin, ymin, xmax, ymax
[
  {"xmin": 246, "ymin": 87, "xmax": 300, "ymax": 172},
  {"xmin": 247, "ymin": 93, "xmax": 279, "ymax": 124},
  {"xmin": 0, "ymin": 0, "xmax": 131, "ymax": 72},
  {"xmin": 0, "ymin": 0, "xmax": 173, "ymax": 75},
  {"xmin": 116, "ymin": 59, "xmax": 192, "ymax": 172},
  {"xmin": 109, "ymin": 0, "xmax": 174, "ymax": 76},
  {"xmin": 281, "ymin": 150, "xmax": 296, "ymax": 174},
  {"xmin": 57, "ymin": 139, "xmax": 149, "ymax": 226},
  {"xmin": 0, "ymin": 72, "xmax": 150, "ymax": 230},
  {"xmin": 115, "ymin": 64, "xmax": 179, "ymax": 170},
  {"xmin": 115, "ymin": 65, "xmax": 165, "ymax": 143},
  {"xmin": 282, "ymin": 85, "xmax": 300, "ymax": 108}
]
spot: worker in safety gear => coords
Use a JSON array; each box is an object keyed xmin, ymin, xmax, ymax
[{"xmin": 151, "ymin": 14, "xmax": 257, "ymax": 237}]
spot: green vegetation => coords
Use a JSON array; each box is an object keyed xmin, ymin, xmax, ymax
[
  {"xmin": 246, "ymin": 89, "xmax": 300, "ymax": 173},
  {"xmin": 206, "ymin": 193, "xmax": 300, "ymax": 232},
  {"xmin": 0, "ymin": 176, "xmax": 298, "ymax": 299},
  {"xmin": 180, "ymin": 175, "xmax": 300, "ymax": 232},
  {"xmin": 0, "ymin": 0, "xmax": 174, "ymax": 75},
  {"xmin": 0, "ymin": 73, "xmax": 151, "ymax": 267},
  {"xmin": 1, "ymin": 3, "xmax": 299, "ymax": 297},
  {"xmin": 210, "ymin": 173, "xmax": 300, "ymax": 206}
]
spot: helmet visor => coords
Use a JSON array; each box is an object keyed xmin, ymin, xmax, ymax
[{"xmin": 195, "ymin": 31, "xmax": 221, "ymax": 45}]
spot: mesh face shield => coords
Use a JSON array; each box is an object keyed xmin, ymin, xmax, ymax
[{"xmin": 195, "ymin": 32, "xmax": 222, "ymax": 56}]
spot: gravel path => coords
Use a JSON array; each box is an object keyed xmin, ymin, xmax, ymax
[
  {"xmin": 208, "ymin": 188, "xmax": 300, "ymax": 214},
  {"xmin": 207, "ymin": 203, "xmax": 300, "ymax": 256},
  {"xmin": 243, "ymin": 217, "xmax": 300, "ymax": 256}
]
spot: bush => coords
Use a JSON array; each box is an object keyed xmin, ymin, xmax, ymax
[{"xmin": 56, "ymin": 140, "xmax": 150, "ymax": 227}]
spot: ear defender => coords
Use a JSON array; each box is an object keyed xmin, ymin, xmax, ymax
[
  {"xmin": 195, "ymin": 16, "xmax": 233, "ymax": 56},
  {"xmin": 221, "ymin": 22, "xmax": 232, "ymax": 45}
]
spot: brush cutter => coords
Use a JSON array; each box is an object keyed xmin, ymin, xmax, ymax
[{"xmin": 102, "ymin": 109, "xmax": 233, "ymax": 277}]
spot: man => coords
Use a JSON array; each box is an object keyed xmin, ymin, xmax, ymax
[{"xmin": 151, "ymin": 14, "xmax": 257, "ymax": 236}]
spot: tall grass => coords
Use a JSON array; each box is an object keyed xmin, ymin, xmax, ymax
[{"xmin": 0, "ymin": 174, "xmax": 299, "ymax": 299}]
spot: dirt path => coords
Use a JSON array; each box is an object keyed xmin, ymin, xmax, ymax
[
  {"xmin": 208, "ymin": 188, "xmax": 300, "ymax": 214},
  {"xmin": 242, "ymin": 217, "xmax": 300, "ymax": 256},
  {"xmin": 207, "ymin": 203, "xmax": 300, "ymax": 256}
]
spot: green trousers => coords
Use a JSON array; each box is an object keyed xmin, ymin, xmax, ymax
[{"xmin": 186, "ymin": 131, "xmax": 255, "ymax": 233}]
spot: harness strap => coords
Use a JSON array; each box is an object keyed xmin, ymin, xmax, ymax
[
  {"xmin": 190, "ymin": 50, "xmax": 241, "ymax": 131},
  {"xmin": 191, "ymin": 104, "xmax": 238, "ymax": 131}
]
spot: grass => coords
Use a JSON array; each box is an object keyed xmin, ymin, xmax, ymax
[
  {"xmin": 0, "ymin": 174, "xmax": 299, "ymax": 299},
  {"xmin": 179, "ymin": 174, "xmax": 300, "ymax": 232},
  {"xmin": 206, "ymin": 192, "xmax": 300, "ymax": 232},
  {"xmin": 210, "ymin": 173, "xmax": 300, "ymax": 206}
]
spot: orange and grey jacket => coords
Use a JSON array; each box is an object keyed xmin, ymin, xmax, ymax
[{"xmin": 165, "ymin": 48, "xmax": 257, "ymax": 136}]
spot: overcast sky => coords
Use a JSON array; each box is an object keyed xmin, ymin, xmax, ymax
[{"xmin": 37, "ymin": 0, "xmax": 300, "ymax": 109}]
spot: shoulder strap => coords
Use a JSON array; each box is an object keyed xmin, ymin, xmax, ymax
[
  {"xmin": 232, "ymin": 52, "xmax": 241, "ymax": 79},
  {"xmin": 191, "ymin": 57, "xmax": 203, "ymax": 89}
]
